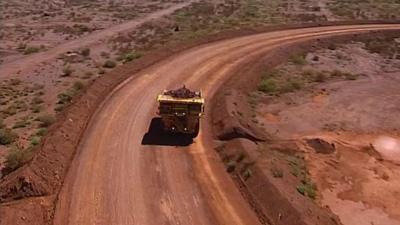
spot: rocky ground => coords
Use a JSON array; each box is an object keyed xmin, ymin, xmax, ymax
[{"xmin": 224, "ymin": 36, "xmax": 400, "ymax": 225}]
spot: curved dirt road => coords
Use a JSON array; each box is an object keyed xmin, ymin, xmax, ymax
[{"xmin": 54, "ymin": 24, "xmax": 400, "ymax": 225}]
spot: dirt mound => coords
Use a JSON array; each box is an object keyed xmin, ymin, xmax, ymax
[
  {"xmin": 0, "ymin": 196, "xmax": 54, "ymax": 225},
  {"xmin": 306, "ymin": 138, "xmax": 336, "ymax": 154},
  {"xmin": 0, "ymin": 170, "xmax": 50, "ymax": 202}
]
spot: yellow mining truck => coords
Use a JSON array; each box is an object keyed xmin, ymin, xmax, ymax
[{"xmin": 157, "ymin": 86, "xmax": 204, "ymax": 137}]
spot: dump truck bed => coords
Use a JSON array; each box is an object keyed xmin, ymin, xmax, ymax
[
  {"xmin": 157, "ymin": 95, "xmax": 204, "ymax": 104},
  {"xmin": 157, "ymin": 86, "xmax": 204, "ymax": 136}
]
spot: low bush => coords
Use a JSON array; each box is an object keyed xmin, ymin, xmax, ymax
[
  {"xmin": 313, "ymin": 71, "xmax": 327, "ymax": 83},
  {"xmin": 24, "ymin": 46, "xmax": 40, "ymax": 55},
  {"xmin": 271, "ymin": 167, "xmax": 284, "ymax": 178},
  {"xmin": 62, "ymin": 65, "xmax": 73, "ymax": 77},
  {"xmin": 57, "ymin": 92, "xmax": 73, "ymax": 104},
  {"xmin": 13, "ymin": 119, "xmax": 30, "ymax": 129},
  {"xmin": 36, "ymin": 128, "xmax": 48, "ymax": 136},
  {"xmin": 3, "ymin": 146, "xmax": 33, "ymax": 174},
  {"xmin": 36, "ymin": 114, "xmax": 56, "ymax": 127},
  {"xmin": 117, "ymin": 51, "xmax": 143, "ymax": 63},
  {"xmin": 9, "ymin": 78, "xmax": 22, "ymax": 85},
  {"xmin": 73, "ymin": 81, "xmax": 85, "ymax": 91},
  {"xmin": 280, "ymin": 78, "xmax": 303, "ymax": 93},
  {"xmin": 2, "ymin": 105, "xmax": 17, "ymax": 116},
  {"xmin": 31, "ymin": 104, "xmax": 42, "ymax": 113},
  {"xmin": 289, "ymin": 54, "xmax": 307, "ymax": 65},
  {"xmin": 31, "ymin": 96, "xmax": 44, "ymax": 105},
  {"xmin": 54, "ymin": 104, "xmax": 65, "ymax": 112},
  {"xmin": 258, "ymin": 78, "xmax": 277, "ymax": 93},
  {"xmin": 30, "ymin": 136, "xmax": 41, "ymax": 146},
  {"xmin": 80, "ymin": 47, "xmax": 91, "ymax": 57},
  {"xmin": 82, "ymin": 71, "xmax": 94, "ymax": 79},
  {"xmin": 242, "ymin": 168, "xmax": 252, "ymax": 180},
  {"xmin": 0, "ymin": 128, "xmax": 18, "ymax": 145},
  {"xmin": 226, "ymin": 160, "xmax": 237, "ymax": 173},
  {"xmin": 103, "ymin": 60, "xmax": 117, "ymax": 68},
  {"xmin": 344, "ymin": 73, "xmax": 359, "ymax": 80},
  {"xmin": 297, "ymin": 179, "xmax": 317, "ymax": 199}
]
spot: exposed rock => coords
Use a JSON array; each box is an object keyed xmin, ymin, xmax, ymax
[
  {"xmin": 217, "ymin": 125, "xmax": 266, "ymax": 142},
  {"xmin": 306, "ymin": 138, "xmax": 336, "ymax": 154}
]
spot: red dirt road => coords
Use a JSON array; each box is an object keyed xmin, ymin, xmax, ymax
[{"xmin": 53, "ymin": 25, "xmax": 400, "ymax": 225}]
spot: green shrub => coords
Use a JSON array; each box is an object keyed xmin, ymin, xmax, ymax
[
  {"xmin": 30, "ymin": 136, "xmax": 41, "ymax": 146},
  {"xmin": 54, "ymin": 104, "xmax": 65, "ymax": 112},
  {"xmin": 31, "ymin": 96, "xmax": 44, "ymax": 105},
  {"xmin": 13, "ymin": 120, "xmax": 30, "ymax": 129},
  {"xmin": 330, "ymin": 69, "xmax": 345, "ymax": 77},
  {"xmin": 344, "ymin": 73, "xmax": 358, "ymax": 80},
  {"xmin": 57, "ymin": 92, "xmax": 73, "ymax": 104},
  {"xmin": 314, "ymin": 72, "xmax": 326, "ymax": 83},
  {"xmin": 290, "ymin": 54, "xmax": 307, "ymax": 65},
  {"xmin": 9, "ymin": 78, "xmax": 22, "ymax": 85},
  {"xmin": 271, "ymin": 167, "xmax": 284, "ymax": 178},
  {"xmin": 2, "ymin": 105, "xmax": 17, "ymax": 116},
  {"xmin": 36, "ymin": 128, "xmax": 48, "ymax": 136},
  {"xmin": 297, "ymin": 179, "xmax": 317, "ymax": 199},
  {"xmin": 98, "ymin": 69, "xmax": 105, "ymax": 74},
  {"xmin": 80, "ymin": 47, "xmax": 91, "ymax": 57},
  {"xmin": 0, "ymin": 128, "xmax": 18, "ymax": 145},
  {"xmin": 258, "ymin": 78, "xmax": 277, "ymax": 93},
  {"xmin": 237, "ymin": 153, "xmax": 246, "ymax": 162},
  {"xmin": 226, "ymin": 160, "xmax": 236, "ymax": 173},
  {"xmin": 36, "ymin": 114, "xmax": 56, "ymax": 127},
  {"xmin": 62, "ymin": 65, "xmax": 73, "ymax": 77},
  {"xmin": 118, "ymin": 51, "xmax": 143, "ymax": 63},
  {"xmin": 103, "ymin": 60, "xmax": 117, "ymax": 68},
  {"xmin": 14, "ymin": 101, "xmax": 28, "ymax": 111},
  {"xmin": 302, "ymin": 69, "xmax": 314, "ymax": 78},
  {"xmin": 82, "ymin": 71, "xmax": 94, "ymax": 79},
  {"xmin": 242, "ymin": 168, "xmax": 252, "ymax": 180},
  {"xmin": 24, "ymin": 46, "xmax": 40, "ymax": 55},
  {"xmin": 281, "ymin": 79, "xmax": 303, "ymax": 93},
  {"xmin": 73, "ymin": 81, "xmax": 85, "ymax": 91},
  {"xmin": 31, "ymin": 104, "xmax": 42, "ymax": 113},
  {"xmin": 4, "ymin": 146, "xmax": 33, "ymax": 173}
]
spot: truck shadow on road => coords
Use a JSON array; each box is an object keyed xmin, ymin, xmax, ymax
[{"xmin": 141, "ymin": 117, "xmax": 193, "ymax": 146}]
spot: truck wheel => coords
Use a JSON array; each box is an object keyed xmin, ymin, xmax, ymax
[{"xmin": 191, "ymin": 124, "xmax": 200, "ymax": 138}]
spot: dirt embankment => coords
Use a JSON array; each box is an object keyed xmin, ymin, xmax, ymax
[
  {"xmin": 0, "ymin": 23, "xmax": 399, "ymax": 225},
  {"xmin": 210, "ymin": 30, "xmax": 400, "ymax": 225}
]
